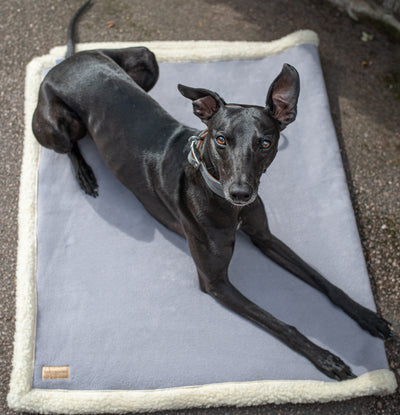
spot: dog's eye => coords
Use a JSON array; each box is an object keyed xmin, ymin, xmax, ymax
[
  {"xmin": 261, "ymin": 139, "xmax": 272, "ymax": 149},
  {"xmin": 216, "ymin": 136, "xmax": 226, "ymax": 147}
]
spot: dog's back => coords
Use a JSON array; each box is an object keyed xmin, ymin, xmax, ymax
[{"xmin": 33, "ymin": 48, "xmax": 198, "ymax": 233}]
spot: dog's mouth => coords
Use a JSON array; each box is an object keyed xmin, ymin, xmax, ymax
[
  {"xmin": 226, "ymin": 197, "xmax": 257, "ymax": 207},
  {"xmin": 228, "ymin": 199, "xmax": 253, "ymax": 207}
]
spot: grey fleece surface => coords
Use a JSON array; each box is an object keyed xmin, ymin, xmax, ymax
[{"xmin": 32, "ymin": 44, "xmax": 388, "ymax": 391}]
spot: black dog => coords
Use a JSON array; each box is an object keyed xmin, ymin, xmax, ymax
[{"xmin": 32, "ymin": 2, "xmax": 394, "ymax": 380}]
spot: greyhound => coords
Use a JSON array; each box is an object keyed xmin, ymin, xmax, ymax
[{"xmin": 32, "ymin": 2, "xmax": 394, "ymax": 381}]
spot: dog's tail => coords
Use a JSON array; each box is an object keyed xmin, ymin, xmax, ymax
[{"xmin": 66, "ymin": 0, "xmax": 93, "ymax": 58}]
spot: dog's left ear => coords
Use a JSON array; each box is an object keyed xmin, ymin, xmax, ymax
[
  {"xmin": 266, "ymin": 64, "xmax": 300, "ymax": 130},
  {"xmin": 178, "ymin": 84, "xmax": 226, "ymax": 123}
]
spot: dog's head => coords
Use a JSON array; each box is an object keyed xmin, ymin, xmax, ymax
[{"xmin": 178, "ymin": 63, "xmax": 300, "ymax": 206}]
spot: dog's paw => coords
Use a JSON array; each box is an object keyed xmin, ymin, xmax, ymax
[
  {"xmin": 313, "ymin": 350, "xmax": 356, "ymax": 381},
  {"xmin": 77, "ymin": 162, "xmax": 98, "ymax": 198},
  {"xmin": 356, "ymin": 308, "xmax": 394, "ymax": 340}
]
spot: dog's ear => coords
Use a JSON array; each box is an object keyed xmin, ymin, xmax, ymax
[
  {"xmin": 266, "ymin": 64, "xmax": 300, "ymax": 130},
  {"xmin": 178, "ymin": 84, "xmax": 225, "ymax": 123}
]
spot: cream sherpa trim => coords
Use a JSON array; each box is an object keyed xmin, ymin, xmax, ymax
[
  {"xmin": 8, "ymin": 32, "xmax": 397, "ymax": 414},
  {"xmin": 8, "ymin": 371, "xmax": 399, "ymax": 414},
  {"xmin": 48, "ymin": 30, "xmax": 320, "ymax": 62}
]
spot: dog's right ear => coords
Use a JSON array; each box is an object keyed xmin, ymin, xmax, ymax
[{"xmin": 178, "ymin": 84, "xmax": 225, "ymax": 123}]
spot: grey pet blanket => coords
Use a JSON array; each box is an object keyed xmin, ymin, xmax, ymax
[{"xmin": 8, "ymin": 33, "xmax": 397, "ymax": 414}]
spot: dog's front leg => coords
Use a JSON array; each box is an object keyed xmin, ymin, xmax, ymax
[
  {"xmin": 184, "ymin": 223, "xmax": 355, "ymax": 380},
  {"xmin": 239, "ymin": 197, "xmax": 394, "ymax": 340}
]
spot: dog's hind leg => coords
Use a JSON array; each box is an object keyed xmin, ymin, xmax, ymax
[
  {"xmin": 239, "ymin": 197, "xmax": 394, "ymax": 340},
  {"xmin": 100, "ymin": 47, "xmax": 159, "ymax": 93},
  {"xmin": 32, "ymin": 96, "xmax": 98, "ymax": 197}
]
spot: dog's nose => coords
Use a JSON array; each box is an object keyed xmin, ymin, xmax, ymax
[{"xmin": 229, "ymin": 183, "xmax": 252, "ymax": 203}]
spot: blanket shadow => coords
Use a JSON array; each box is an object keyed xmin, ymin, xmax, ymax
[{"xmin": 79, "ymin": 137, "xmax": 188, "ymax": 253}]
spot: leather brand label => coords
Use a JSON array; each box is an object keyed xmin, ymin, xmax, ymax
[{"xmin": 42, "ymin": 366, "xmax": 70, "ymax": 380}]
